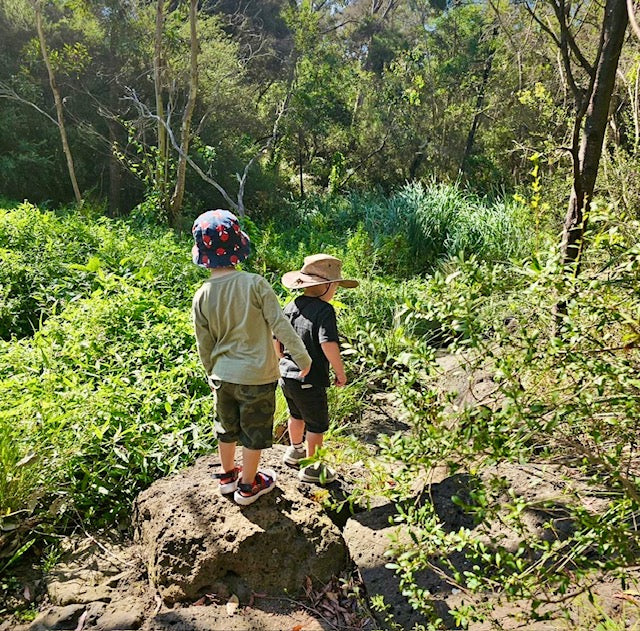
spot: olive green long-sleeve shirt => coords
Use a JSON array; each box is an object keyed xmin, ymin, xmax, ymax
[{"xmin": 192, "ymin": 271, "xmax": 311, "ymax": 385}]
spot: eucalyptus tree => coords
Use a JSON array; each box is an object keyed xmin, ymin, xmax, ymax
[
  {"xmin": 517, "ymin": 0, "xmax": 629, "ymax": 269},
  {"xmin": 0, "ymin": 0, "xmax": 86, "ymax": 203},
  {"xmin": 32, "ymin": 0, "xmax": 82, "ymax": 203}
]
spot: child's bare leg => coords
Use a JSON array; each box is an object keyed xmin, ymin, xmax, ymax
[
  {"xmin": 241, "ymin": 447, "xmax": 261, "ymax": 484},
  {"xmin": 288, "ymin": 416, "xmax": 305, "ymax": 445},
  {"xmin": 306, "ymin": 431, "xmax": 324, "ymax": 458},
  {"xmin": 218, "ymin": 441, "xmax": 237, "ymax": 472}
]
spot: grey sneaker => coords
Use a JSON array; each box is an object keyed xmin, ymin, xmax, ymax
[
  {"xmin": 298, "ymin": 463, "xmax": 337, "ymax": 484},
  {"xmin": 283, "ymin": 445, "xmax": 306, "ymax": 466}
]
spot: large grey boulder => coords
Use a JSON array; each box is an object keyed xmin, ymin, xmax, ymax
[{"xmin": 133, "ymin": 446, "xmax": 348, "ymax": 604}]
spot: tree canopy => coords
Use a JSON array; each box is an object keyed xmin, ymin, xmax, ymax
[{"xmin": 0, "ymin": 0, "xmax": 637, "ymax": 227}]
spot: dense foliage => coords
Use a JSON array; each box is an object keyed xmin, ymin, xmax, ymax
[
  {"xmin": 2, "ymin": 187, "xmax": 640, "ymax": 628},
  {"xmin": 1, "ymin": 0, "xmax": 639, "ymax": 221}
]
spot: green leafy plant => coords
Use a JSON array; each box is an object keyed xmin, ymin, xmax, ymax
[{"xmin": 376, "ymin": 203, "xmax": 640, "ymax": 627}]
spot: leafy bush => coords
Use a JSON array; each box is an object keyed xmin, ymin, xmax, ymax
[
  {"xmin": 0, "ymin": 202, "xmax": 203, "ymax": 340},
  {"xmin": 377, "ymin": 204, "xmax": 640, "ymax": 627},
  {"xmin": 0, "ymin": 279, "xmax": 216, "ymax": 527}
]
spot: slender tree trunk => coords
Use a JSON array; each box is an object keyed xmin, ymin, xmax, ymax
[
  {"xmin": 169, "ymin": 0, "xmax": 198, "ymax": 226},
  {"xmin": 34, "ymin": 1, "xmax": 82, "ymax": 204},
  {"xmin": 409, "ymin": 139, "xmax": 429, "ymax": 180},
  {"xmin": 298, "ymin": 128, "xmax": 304, "ymax": 198},
  {"xmin": 153, "ymin": 0, "xmax": 169, "ymax": 215},
  {"xmin": 460, "ymin": 26, "xmax": 498, "ymax": 175},
  {"xmin": 108, "ymin": 117, "xmax": 121, "ymax": 216},
  {"xmin": 560, "ymin": 0, "xmax": 628, "ymax": 268},
  {"xmin": 108, "ymin": 37, "xmax": 121, "ymax": 216}
]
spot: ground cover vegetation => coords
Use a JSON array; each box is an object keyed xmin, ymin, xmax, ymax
[
  {"xmin": 1, "ymin": 181, "xmax": 639, "ymax": 628},
  {"xmin": 2, "ymin": 0, "xmax": 640, "ymax": 628}
]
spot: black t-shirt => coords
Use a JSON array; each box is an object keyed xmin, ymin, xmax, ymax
[{"xmin": 279, "ymin": 296, "xmax": 339, "ymax": 386}]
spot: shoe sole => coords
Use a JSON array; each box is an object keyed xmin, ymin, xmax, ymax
[
  {"xmin": 283, "ymin": 455, "xmax": 305, "ymax": 466},
  {"xmin": 234, "ymin": 469, "xmax": 277, "ymax": 506},
  {"xmin": 219, "ymin": 480, "xmax": 238, "ymax": 495},
  {"xmin": 298, "ymin": 469, "xmax": 337, "ymax": 484}
]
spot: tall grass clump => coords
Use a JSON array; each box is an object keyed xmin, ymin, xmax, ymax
[
  {"xmin": 395, "ymin": 181, "xmax": 532, "ymax": 269},
  {"xmin": 276, "ymin": 182, "xmax": 533, "ymax": 276}
]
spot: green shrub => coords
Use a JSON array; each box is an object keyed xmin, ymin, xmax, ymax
[
  {"xmin": 0, "ymin": 203, "xmax": 205, "ymax": 341},
  {"xmin": 0, "ymin": 282, "xmax": 216, "ymax": 527},
  {"xmin": 377, "ymin": 205, "xmax": 640, "ymax": 627}
]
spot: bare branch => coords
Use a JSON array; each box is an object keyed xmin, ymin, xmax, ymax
[
  {"xmin": 0, "ymin": 82, "xmax": 59, "ymax": 127},
  {"xmin": 524, "ymin": 1, "xmax": 582, "ymax": 103},
  {"xmin": 123, "ymin": 88, "xmax": 239, "ymax": 212},
  {"xmin": 553, "ymin": 0, "xmax": 594, "ymax": 76},
  {"xmin": 235, "ymin": 87, "xmax": 292, "ymax": 214},
  {"xmin": 627, "ymin": 0, "xmax": 640, "ymax": 41},
  {"xmin": 338, "ymin": 132, "xmax": 389, "ymax": 189}
]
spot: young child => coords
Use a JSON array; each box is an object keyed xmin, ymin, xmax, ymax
[
  {"xmin": 191, "ymin": 209, "xmax": 311, "ymax": 506},
  {"xmin": 276, "ymin": 254, "xmax": 358, "ymax": 484}
]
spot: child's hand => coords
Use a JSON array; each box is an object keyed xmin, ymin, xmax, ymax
[
  {"xmin": 299, "ymin": 364, "xmax": 311, "ymax": 378},
  {"xmin": 334, "ymin": 372, "xmax": 347, "ymax": 387}
]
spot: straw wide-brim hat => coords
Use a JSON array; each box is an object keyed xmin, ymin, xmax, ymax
[{"xmin": 281, "ymin": 254, "xmax": 359, "ymax": 290}]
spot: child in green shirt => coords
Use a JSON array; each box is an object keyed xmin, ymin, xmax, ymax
[{"xmin": 192, "ymin": 210, "xmax": 311, "ymax": 505}]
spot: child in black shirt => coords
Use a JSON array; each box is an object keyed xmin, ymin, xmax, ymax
[{"xmin": 276, "ymin": 254, "xmax": 358, "ymax": 484}]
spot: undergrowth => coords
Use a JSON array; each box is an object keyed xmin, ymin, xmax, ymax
[
  {"xmin": 4, "ymin": 188, "xmax": 636, "ymax": 629},
  {"xmin": 373, "ymin": 202, "xmax": 640, "ymax": 629}
]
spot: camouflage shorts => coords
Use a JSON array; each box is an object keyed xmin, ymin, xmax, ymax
[{"xmin": 211, "ymin": 380, "xmax": 277, "ymax": 450}]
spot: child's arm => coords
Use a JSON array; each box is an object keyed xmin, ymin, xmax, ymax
[
  {"xmin": 192, "ymin": 295, "xmax": 215, "ymax": 376},
  {"xmin": 321, "ymin": 341, "xmax": 347, "ymax": 387}
]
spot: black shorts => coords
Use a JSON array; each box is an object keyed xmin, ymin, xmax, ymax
[{"xmin": 279, "ymin": 377, "xmax": 329, "ymax": 434}]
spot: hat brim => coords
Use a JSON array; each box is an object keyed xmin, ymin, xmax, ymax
[{"xmin": 281, "ymin": 271, "xmax": 359, "ymax": 290}]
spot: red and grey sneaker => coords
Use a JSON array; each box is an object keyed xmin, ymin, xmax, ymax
[
  {"xmin": 233, "ymin": 469, "xmax": 277, "ymax": 506},
  {"xmin": 213, "ymin": 466, "xmax": 242, "ymax": 495}
]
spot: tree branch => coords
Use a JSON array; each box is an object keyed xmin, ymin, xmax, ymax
[
  {"xmin": 627, "ymin": 0, "xmax": 640, "ymax": 41},
  {"xmin": 0, "ymin": 83, "xmax": 59, "ymax": 127},
  {"xmin": 123, "ymin": 88, "xmax": 239, "ymax": 212},
  {"xmin": 235, "ymin": 86, "xmax": 292, "ymax": 215},
  {"xmin": 524, "ymin": 1, "xmax": 582, "ymax": 103},
  {"xmin": 338, "ymin": 132, "xmax": 389, "ymax": 189},
  {"xmin": 554, "ymin": 0, "xmax": 594, "ymax": 76}
]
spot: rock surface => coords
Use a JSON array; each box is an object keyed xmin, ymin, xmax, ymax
[{"xmin": 133, "ymin": 446, "xmax": 348, "ymax": 604}]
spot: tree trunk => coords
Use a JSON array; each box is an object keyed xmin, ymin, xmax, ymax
[
  {"xmin": 108, "ymin": 117, "xmax": 122, "ymax": 216},
  {"xmin": 108, "ymin": 41, "xmax": 122, "ymax": 216},
  {"xmin": 169, "ymin": 0, "xmax": 198, "ymax": 227},
  {"xmin": 34, "ymin": 1, "xmax": 82, "ymax": 204},
  {"xmin": 153, "ymin": 0, "xmax": 169, "ymax": 216},
  {"xmin": 560, "ymin": 0, "xmax": 628, "ymax": 268},
  {"xmin": 298, "ymin": 128, "xmax": 304, "ymax": 198},
  {"xmin": 460, "ymin": 26, "xmax": 498, "ymax": 176}
]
